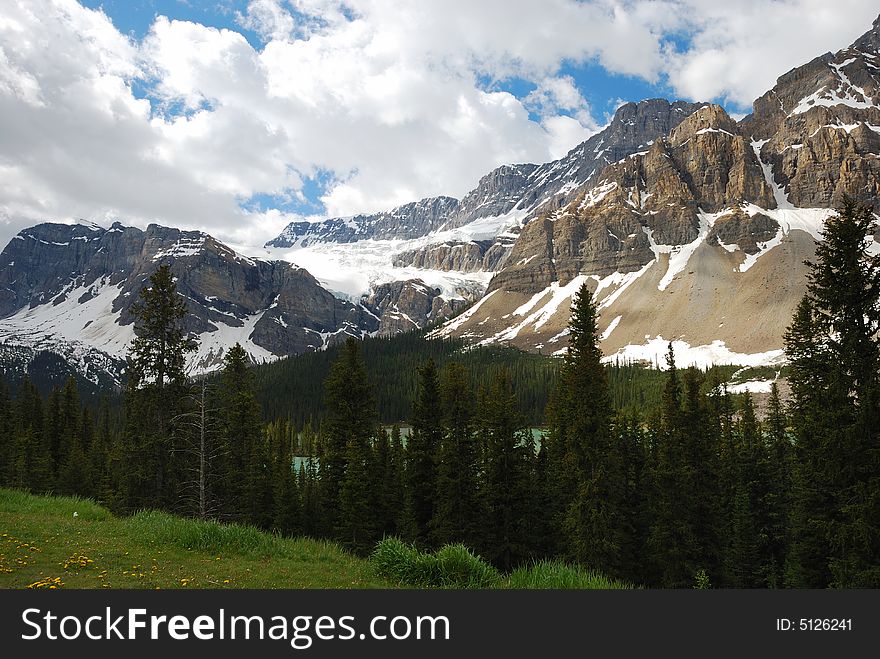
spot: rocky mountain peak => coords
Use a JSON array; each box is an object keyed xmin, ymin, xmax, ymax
[
  {"xmin": 738, "ymin": 15, "xmax": 880, "ymax": 210},
  {"xmin": 668, "ymin": 104, "xmax": 738, "ymax": 146}
]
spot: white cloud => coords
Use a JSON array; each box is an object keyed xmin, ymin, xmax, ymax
[
  {"xmin": 236, "ymin": 0, "xmax": 296, "ymax": 42},
  {"xmin": 664, "ymin": 0, "xmax": 880, "ymax": 108},
  {"xmin": 0, "ymin": 0, "xmax": 878, "ymax": 254}
]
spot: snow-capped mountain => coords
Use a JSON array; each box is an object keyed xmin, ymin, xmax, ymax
[
  {"xmin": 435, "ymin": 15, "xmax": 880, "ymax": 369},
  {"xmin": 261, "ymin": 98, "xmax": 703, "ymax": 335},
  {"xmin": 0, "ymin": 221, "xmax": 380, "ymax": 381},
  {"xmin": 5, "ymin": 14, "xmax": 880, "ymax": 385}
]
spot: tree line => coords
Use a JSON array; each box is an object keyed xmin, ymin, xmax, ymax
[{"xmin": 1, "ymin": 201, "xmax": 877, "ymax": 587}]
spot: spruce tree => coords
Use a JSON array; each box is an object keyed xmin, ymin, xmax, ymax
[
  {"xmin": 388, "ymin": 424, "xmax": 407, "ymax": 534},
  {"xmin": 764, "ymin": 383, "xmax": 792, "ymax": 588},
  {"xmin": 123, "ymin": 264, "xmax": 195, "ymax": 510},
  {"xmin": 91, "ymin": 396, "xmax": 116, "ymax": 507},
  {"xmin": 430, "ymin": 363, "xmax": 482, "ymax": 549},
  {"xmin": 728, "ymin": 393, "xmax": 771, "ymax": 587},
  {"xmin": 403, "ymin": 358, "xmax": 442, "ymax": 546},
  {"xmin": 784, "ymin": 201, "xmax": 880, "ymax": 586},
  {"xmin": 547, "ymin": 282, "xmax": 626, "ymax": 576},
  {"xmin": 57, "ymin": 378, "xmax": 88, "ymax": 496},
  {"xmin": 13, "ymin": 378, "xmax": 52, "ymax": 492},
  {"xmin": 477, "ymin": 371, "xmax": 535, "ymax": 571},
  {"xmin": 649, "ymin": 347, "xmax": 719, "ymax": 587},
  {"xmin": 322, "ymin": 337, "xmax": 379, "ymax": 550},
  {"xmin": 220, "ymin": 343, "xmax": 270, "ymax": 526},
  {"xmin": 298, "ymin": 422, "xmax": 322, "ymax": 537},
  {"xmin": 0, "ymin": 379, "xmax": 12, "ymax": 486},
  {"xmin": 271, "ymin": 421, "xmax": 301, "ymax": 535}
]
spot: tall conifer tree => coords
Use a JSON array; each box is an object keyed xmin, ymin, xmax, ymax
[
  {"xmin": 547, "ymin": 282, "xmax": 625, "ymax": 576},
  {"xmin": 403, "ymin": 358, "xmax": 442, "ymax": 546},
  {"xmin": 431, "ymin": 363, "xmax": 482, "ymax": 549},
  {"xmin": 123, "ymin": 265, "xmax": 195, "ymax": 510},
  {"xmin": 323, "ymin": 337, "xmax": 379, "ymax": 550},
  {"xmin": 785, "ymin": 201, "xmax": 880, "ymax": 586}
]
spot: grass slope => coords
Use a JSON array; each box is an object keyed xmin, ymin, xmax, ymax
[
  {"xmin": 0, "ymin": 490, "xmax": 631, "ymax": 590},
  {"xmin": 0, "ymin": 489, "xmax": 390, "ymax": 589}
]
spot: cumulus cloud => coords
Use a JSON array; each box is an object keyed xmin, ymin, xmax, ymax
[
  {"xmin": 0, "ymin": 0, "xmax": 877, "ymax": 252},
  {"xmin": 665, "ymin": 0, "xmax": 880, "ymax": 108},
  {"xmin": 236, "ymin": 0, "xmax": 296, "ymax": 42}
]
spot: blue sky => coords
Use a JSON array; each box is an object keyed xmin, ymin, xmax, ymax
[{"xmin": 1, "ymin": 0, "xmax": 877, "ymax": 249}]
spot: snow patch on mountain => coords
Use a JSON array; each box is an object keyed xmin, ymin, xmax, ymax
[
  {"xmin": 751, "ymin": 139, "xmax": 793, "ymax": 209},
  {"xmin": 737, "ymin": 205, "xmax": 834, "ymax": 272},
  {"xmin": 481, "ymin": 275, "xmax": 589, "ymax": 344},
  {"xmin": 790, "ymin": 58, "xmax": 880, "ymax": 115},
  {"xmin": 0, "ymin": 277, "xmax": 134, "ymax": 359},
  {"xmin": 600, "ymin": 315, "xmax": 622, "ymax": 341},
  {"xmin": 601, "ymin": 337, "xmax": 786, "ymax": 370},
  {"xmin": 188, "ymin": 311, "xmax": 279, "ymax": 374},
  {"xmin": 726, "ymin": 378, "xmax": 779, "ymax": 394},
  {"xmin": 430, "ymin": 290, "xmax": 499, "ymax": 337}
]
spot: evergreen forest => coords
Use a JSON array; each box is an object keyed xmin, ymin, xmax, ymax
[{"xmin": 1, "ymin": 201, "xmax": 878, "ymax": 588}]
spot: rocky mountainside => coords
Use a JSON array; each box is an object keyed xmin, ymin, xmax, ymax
[
  {"xmin": 435, "ymin": 15, "xmax": 880, "ymax": 370},
  {"xmin": 267, "ymin": 99, "xmax": 701, "ymax": 252},
  {"xmin": 261, "ymin": 99, "xmax": 703, "ymax": 339},
  {"xmin": 0, "ymin": 222, "xmax": 379, "ymax": 380},
  {"xmin": 266, "ymin": 196, "xmax": 460, "ymax": 248}
]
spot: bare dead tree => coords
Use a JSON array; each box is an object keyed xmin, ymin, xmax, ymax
[{"xmin": 172, "ymin": 377, "xmax": 225, "ymax": 519}]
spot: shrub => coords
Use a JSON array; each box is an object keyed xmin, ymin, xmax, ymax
[{"xmin": 371, "ymin": 537, "xmax": 500, "ymax": 588}]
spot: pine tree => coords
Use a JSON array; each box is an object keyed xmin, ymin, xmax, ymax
[
  {"xmin": 271, "ymin": 421, "xmax": 301, "ymax": 536},
  {"xmin": 477, "ymin": 372, "xmax": 535, "ymax": 571},
  {"xmin": 45, "ymin": 386, "xmax": 62, "ymax": 479},
  {"xmin": 220, "ymin": 343, "xmax": 270, "ymax": 526},
  {"xmin": 91, "ymin": 396, "xmax": 116, "ymax": 507},
  {"xmin": 615, "ymin": 410, "xmax": 648, "ymax": 584},
  {"xmin": 785, "ymin": 201, "xmax": 880, "ymax": 586},
  {"xmin": 764, "ymin": 383, "xmax": 792, "ymax": 588},
  {"xmin": 339, "ymin": 425, "xmax": 378, "ymax": 554},
  {"xmin": 547, "ymin": 282, "xmax": 626, "ymax": 576},
  {"xmin": 388, "ymin": 424, "xmax": 407, "ymax": 534},
  {"xmin": 430, "ymin": 362, "xmax": 482, "ymax": 549},
  {"xmin": 0, "ymin": 379, "xmax": 12, "ymax": 486},
  {"xmin": 298, "ymin": 422, "xmax": 322, "ymax": 536},
  {"xmin": 57, "ymin": 378, "xmax": 89, "ymax": 496},
  {"xmin": 372, "ymin": 424, "xmax": 407, "ymax": 539},
  {"xmin": 649, "ymin": 347, "xmax": 721, "ymax": 587},
  {"xmin": 322, "ymin": 337, "xmax": 379, "ymax": 550},
  {"xmin": 123, "ymin": 264, "xmax": 196, "ymax": 510},
  {"xmin": 727, "ymin": 393, "xmax": 772, "ymax": 587},
  {"xmin": 13, "ymin": 377, "xmax": 52, "ymax": 492},
  {"xmin": 403, "ymin": 358, "xmax": 442, "ymax": 546}
]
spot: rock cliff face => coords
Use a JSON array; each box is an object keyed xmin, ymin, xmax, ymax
[
  {"xmin": 488, "ymin": 103, "xmax": 775, "ymax": 295},
  {"xmin": 435, "ymin": 14, "xmax": 880, "ymax": 365},
  {"xmin": 364, "ymin": 280, "xmax": 468, "ymax": 337},
  {"xmin": 0, "ymin": 222, "xmax": 379, "ymax": 377},
  {"xmin": 741, "ymin": 16, "xmax": 880, "ymax": 209},
  {"xmin": 391, "ymin": 236, "xmax": 516, "ymax": 273}
]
